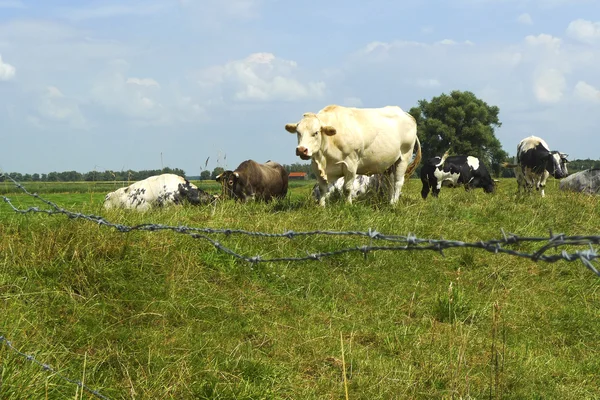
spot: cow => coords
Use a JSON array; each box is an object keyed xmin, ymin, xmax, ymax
[
  {"xmin": 312, "ymin": 174, "xmax": 384, "ymax": 202},
  {"xmin": 284, "ymin": 104, "xmax": 421, "ymax": 207},
  {"xmin": 420, "ymin": 151, "xmax": 496, "ymax": 199},
  {"xmin": 103, "ymin": 173, "xmax": 217, "ymax": 211},
  {"xmin": 215, "ymin": 159, "xmax": 288, "ymax": 202},
  {"xmin": 559, "ymin": 168, "xmax": 600, "ymax": 195},
  {"xmin": 502, "ymin": 135, "xmax": 569, "ymax": 197}
]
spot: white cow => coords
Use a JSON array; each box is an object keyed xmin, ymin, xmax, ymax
[
  {"xmin": 502, "ymin": 136, "xmax": 568, "ymax": 197},
  {"xmin": 103, "ymin": 173, "xmax": 217, "ymax": 211},
  {"xmin": 312, "ymin": 174, "xmax": 384, "ymax": 202},
  {"xmin": 285, "ymin": 104, "xmax": 421, "ymax": 206}
]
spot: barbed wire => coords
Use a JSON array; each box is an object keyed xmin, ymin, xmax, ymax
[
  {"xmin": 1, "ymin": 173, "xmax": 599, "ymax": 277},
  {"xmin": 0, "ymin": 335, "xmax": 110, "ymax": 399},
  {"xmin": 1, "ymin": 174, "xmax": 599, "ymax": 398}
]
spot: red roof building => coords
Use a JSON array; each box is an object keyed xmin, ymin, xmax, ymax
[{"xmin": 288, "ymin": 172, "xmax": 308, "ymax": 180}]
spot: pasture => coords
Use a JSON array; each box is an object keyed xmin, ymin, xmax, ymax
[{"xmin": 1, "ymin": 177, "xmax": 599, "ymax": 399}]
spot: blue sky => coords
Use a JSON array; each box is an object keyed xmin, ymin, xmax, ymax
[{"xmin": 1, "ymin": 0, "xmax": 599, "ymax": 175}]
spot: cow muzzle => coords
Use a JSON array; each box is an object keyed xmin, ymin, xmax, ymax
[{"xmin": 296, "ymin": 146, "xmax": 311, "ymax": 160}]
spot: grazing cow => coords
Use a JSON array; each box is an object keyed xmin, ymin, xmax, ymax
[
  {"xmin": 559, "ymin": 168, "xmax": 600, "ymax": 195},
  {"xmin": 502, "ymin": 135, "xmax": 569, "ymax": 197},
  {"xmin": 284, "ymin": 104, "xmax": 421, "ymax": 206},
  {"xmin": 216, "ymin": 159, "xmax": 288, "ymax": 202},
  {"xmin": 103, "ymin": 173, "xmax": 217, "ymax": 211},
  {"xmin": 312, "ymin": 174, "xmax": 384, "ymax": 202},
  {"xmin": 420, "ymin": 152, "xmax": 496, "ymax": 199}
]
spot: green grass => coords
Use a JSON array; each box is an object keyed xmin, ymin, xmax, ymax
[{"xmin": 1, "ymin": 177, "xmax": 599, "ymax": 399}]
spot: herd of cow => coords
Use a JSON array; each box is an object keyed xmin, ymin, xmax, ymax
[{"xmin": 103, "ymin": 104, "xmax": 585, "ymax": 211}]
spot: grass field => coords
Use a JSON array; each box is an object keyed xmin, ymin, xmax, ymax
[{"xmin": 1, "ymin": 177, "xmax": 599, "ymax": 399}]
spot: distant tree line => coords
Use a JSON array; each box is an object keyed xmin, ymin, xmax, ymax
[
  {"xmin": 0, "ymin": 164, "xmax": 316, "ymax": 182},
  {"xmin": 0, "ymin": 167, "xmax": 186, "ymax": 182}
]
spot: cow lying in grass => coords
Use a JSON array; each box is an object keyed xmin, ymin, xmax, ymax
[
  {"xmin": 103, "ymin": 173, "xmax": 217, "ymax": 211},
  {"xmin": 312, "ymin": 174, "xmax": 384, "ymax": 202}
]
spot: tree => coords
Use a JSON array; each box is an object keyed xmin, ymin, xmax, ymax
[
  {"xmin": 211, "ymin": 167, "xmax": 225, "ymax": 180},
  {"xmin": 200, "ymin": 170, "xmax": 211, "ymax": 180},
  {"xmin": 409, "ymin": 90, "xmax": 508, "ymax": 176}
]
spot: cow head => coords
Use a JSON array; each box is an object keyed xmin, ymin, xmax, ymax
[
  {"xmin": 483, "ymin": 180, "xmax": 496, "ymax": 193},
  {"xmin": 179, "ymin": 183, "xmax": 218, "ymax": 205},
  {"xmin": 216, "ymin": 170, "xmax": 241, "ymax": 199},
  {"xmin": 285, "ymin": 112, "xmax": 336, "ymax": 160},
  {"xmin": 547, "ymin": 151, "xmax": 569, "ymax": 179}
]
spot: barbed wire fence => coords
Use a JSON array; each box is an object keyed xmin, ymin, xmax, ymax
[
  {"xmin": 1, "ymin": 173, "xmax": 600, "ymax": 398},
  {"xmin": 1, "ymin": 174, "xmax": 599, "ymax": 275},
  {"xmin": 0, "ymin": 335, "xmax": 110, "ymax": 399}
]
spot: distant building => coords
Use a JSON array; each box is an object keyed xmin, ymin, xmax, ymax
[{"xmin": 288, "ymin": 172, "xmax": 308, "ymax": 180}]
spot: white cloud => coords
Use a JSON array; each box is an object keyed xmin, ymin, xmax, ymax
[
  {"xmin": 58, "ymin": 3, "xmax": 169, "ymax": 21},
  {"xmin": 525, "ymin": 33, "xmax": 561, "ymax": 53},
  {"xmin": 193, "ymin": 52, "xmax": 326, "ymax": 103},
  {"xmin": 574, "ymin": 81, "xmax": 600, "ymax": 102},
  {"xmin": 349, "ymin": 34, "xmax": 597, "ymax": 111},
  {"xmin": 533, "ymin": 68, "xmax": 567, "ymax": 103},
  {"xmin": 517, "ymin": 13, "xmax": 533, "ymax": 25},
  {"xmin": 566, "ymin": 19, "xmax": 600, "ymax": 44},
  {"xmin": 126, "ymin": 77, "xmax": 160, "ymax": 87},
  {"xmin": 91, "ymin": 69, "xmax": 162, "ymax": 120},
  {"xmin": 0, "ymin": 20, "xmax": 129, "ymax": 79},
  {"xmin": 90, "ymin": 61, "xmax": 205, "ymax": 126},
  {"xmin": 33, "ymin": 85, "xmax": 89, "ymax": 129},
  {"xmin": 0, "ymin": 54, "xmax": 16, "ymax": 80}
]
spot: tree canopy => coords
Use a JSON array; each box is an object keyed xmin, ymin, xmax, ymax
[{"xmin": 409, "ymin": 90, "xmax": 508, "ymax": 176}]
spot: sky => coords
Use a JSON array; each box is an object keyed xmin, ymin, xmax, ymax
[{"xmin": 0, "ymin": 0, "xmax": 599, "ymax": 175}]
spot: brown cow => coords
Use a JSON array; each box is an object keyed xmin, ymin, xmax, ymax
[{"xmin": 216, "ymin": 160, "xmax": 289, "ymax": 202}]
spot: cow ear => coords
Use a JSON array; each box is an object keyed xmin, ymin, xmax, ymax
[
  {"xmin": 215, "ymin": 173, "xmax": 223, "ymax": 182},
  {"xmin": 321, "ymin": 125, "xmax": 337, "ymax": 136},
  {"xmin": 285, "ymin": 123, "xmax": 298, "ymax": 133}
]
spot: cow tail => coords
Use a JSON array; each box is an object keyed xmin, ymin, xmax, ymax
[{"xmin": 404, "ymin": 136, "xmax": 422, "ymax": 179}]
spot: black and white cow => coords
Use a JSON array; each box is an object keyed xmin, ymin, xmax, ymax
[
  {"xmin": 312, "ymin": 174, "xmax": 384, "ymax": 202},
  {"xmin": 420, "ymin": 151, "xmax": 496, "ymax": 199},
  {"xmin": 502, "ymin": 135, "xmax": 569, "ymax": 197},
  {"xmin": 103, "ymin": 173, "xmax": 217, "ymax": 211}
]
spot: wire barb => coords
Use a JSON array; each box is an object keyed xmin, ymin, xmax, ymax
[
  {"xmin": 1, "ymin": 173, "xmax": 599, "ymax": 276},
  {"xmin": 0, "ymin": 336, "xmax": 110, "ymax": 399}
]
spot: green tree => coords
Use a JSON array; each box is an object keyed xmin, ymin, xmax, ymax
[
  {"xmin": 200, "ymin": 170, "xmax": 211, "ymax": 180},
  {"xmin": 211, "ymin": 167, "xmax": 225, "ymax": 180},
  {"xmin": 409, "ymin": 90, "xmax": 508, "ymax": 176}
]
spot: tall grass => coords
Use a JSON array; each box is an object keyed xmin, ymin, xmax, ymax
[{"xmin": 1, "ymin": 178, "xmax": 599, "ymax": 399}]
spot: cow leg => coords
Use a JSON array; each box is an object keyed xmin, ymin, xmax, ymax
[
  {"xmin": 420, "ymin": 180, "xmax": 430, "ymax": 199},
  {"xmin": 342, "ymin": 170, "xmax": 357, "ymax": 205},
  {"xmin": 383, "ymin": 169, "xmax": 395, "ymax": 203},
  {"xmin": 391, "ymin": 158, "xmax": 409, "ymax": 204},
  {"xmin": 317, "ymin": 178, "xmax": 330, "ymax": 207},
  {"xmin": 431, "ymin": 181, "xmax": 441, "ymax": 198}
]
